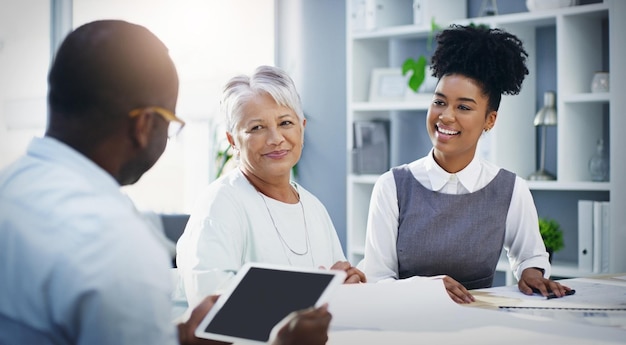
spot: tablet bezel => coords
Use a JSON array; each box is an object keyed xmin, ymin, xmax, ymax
[{"xmin": 194, "ymin": 262, "xmax": 346, "ymax": 344}]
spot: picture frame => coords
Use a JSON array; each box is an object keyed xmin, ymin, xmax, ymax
[{"xmin": 369, "ymin": 68, "xmax": 407, "ymax": 102}]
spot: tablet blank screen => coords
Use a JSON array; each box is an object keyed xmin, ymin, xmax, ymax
[{"xmin": 203, "ymin": 267, "xmax": 334, "ymax": 342}]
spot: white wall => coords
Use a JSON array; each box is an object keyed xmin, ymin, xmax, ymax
[
  {"xmin": 0, "ymin": 0, "xmax": 49, "ymax": 167},
  {"xmin": 275, "ymin": 0, "xmax": 348, "ymax": 249},
  {"xmin": 0, "ymin": 0, "xmax": 275, "ymax": 214}
]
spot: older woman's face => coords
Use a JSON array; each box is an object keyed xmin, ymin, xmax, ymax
[{"xmin": 228, "ymin": 92, "xmax": 305, "ymax": 181}]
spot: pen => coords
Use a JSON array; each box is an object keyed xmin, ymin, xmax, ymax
[{"xmin": 546, "ymin": 289, "xmax": 576, "ymax": 300}]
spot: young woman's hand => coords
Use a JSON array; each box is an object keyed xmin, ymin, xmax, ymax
[
  {"xmin": 518, "ymin": 267, "xmax": 572, "ymax": 298},
  {"xmin": 442, "ymin": 275, "xmax": 475, "ymax": 304}
]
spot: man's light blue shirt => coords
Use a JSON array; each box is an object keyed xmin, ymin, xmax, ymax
[{"xmin": 0, "ymin": 136, "xmax": 176, "ymax": 344}]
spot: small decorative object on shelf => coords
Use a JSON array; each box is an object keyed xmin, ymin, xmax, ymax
[
  {"xmin": 591, "ymin": 71, "xmax": 610, "ymax": 93},
  {"xmin": 528, "ymin": 91, "xmax": 557, "ymax": 181},
  {"xmin": 480, "ymin": 0, "xmax": 498, "ymax": 16},
  {"xmin": 588, "ymin": 139, "xmax": 609, "ymax": 182},
  {"xmin": 369, "ymin": 68, "xmax": 407, "ymax": 102},
  {"xmin": 538, "ymin": 217, "xmax": 564, "ymax": 263}
]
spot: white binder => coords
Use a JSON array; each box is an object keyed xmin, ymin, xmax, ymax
[{"xmin": 577, "ymin": 200, "xmax": 594, "ymax": 272}]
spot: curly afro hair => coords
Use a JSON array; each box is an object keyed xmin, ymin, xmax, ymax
[{"xmin": 430, "ymin": 24, "xmax": 529, "ymax": 111}]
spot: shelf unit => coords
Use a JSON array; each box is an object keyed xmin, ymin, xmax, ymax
[{"xmin": 345, "ymin": 0, "xmax": 626, "ymax": 285}]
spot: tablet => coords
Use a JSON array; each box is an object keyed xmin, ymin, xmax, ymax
[{"xmin": 194, "ymin": 262, "xmax": 346, "ymax": 344}]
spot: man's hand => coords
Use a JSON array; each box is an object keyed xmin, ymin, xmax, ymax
[
  {"xmin": 178, "ymin": 296, "xmax": 332, "ymax": 345},
  {"xmin": 177, "ymin": 295, "xmax": 231, "ymax": 345},
  {"xmin": 518, "ymin": 267, "xmax": 572, "ymax": 298},
  {"xmin": 326, "ymin": 261, "xmax": 367, "ymax": 284},
  {"xmin": 442, "ymin": 275, "xmax": 475, "ymax": 304},
  {"xmin": 272, "ymin": 304, "xmax": 332, "ymax": 345}
]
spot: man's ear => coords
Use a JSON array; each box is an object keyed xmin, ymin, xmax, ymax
[{"xmin": 130, "ymin": 109, "xmax": 154, "ymax": 149}]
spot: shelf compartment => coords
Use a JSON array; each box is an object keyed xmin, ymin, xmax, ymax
[
  {"xmin": 527, "ymin": 180, "xmax": 610, "ymax": 191},
  {"xmin": 563, "ymin": 92, "xmax": 610, "ymax": 103},
  {"xmin": 352, "ymin": 99, "xmax": 430, "ymax": 111},
  {"xmin": 558, "ymin": 102, "xmax": 609, "ymax": 183}
]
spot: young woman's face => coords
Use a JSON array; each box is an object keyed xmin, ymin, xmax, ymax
[
  {"xmin": 427, "ymin": 74, "xmax": 496, "ymax": 173},
  {"xmin": 227, "ymin": 92, "xmax": 305, "ymax": 181}
]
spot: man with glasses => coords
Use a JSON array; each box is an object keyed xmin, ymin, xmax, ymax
[{"xmin": 0, "ymin": 20, "xmax": 331, "ymax": 345}]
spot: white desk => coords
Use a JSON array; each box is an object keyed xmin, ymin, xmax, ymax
[
  {"xmin": 326, "ymin": 277, "xmax": 626, "ymax": 344},
  {"xmin": 172, "ymin": 272, "xmax": 626, "ymax": 344}
]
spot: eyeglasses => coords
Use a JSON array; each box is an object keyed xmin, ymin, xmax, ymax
[{"xmin": 129, "ymin": 106, "xmax": 185, "ymax": 139}]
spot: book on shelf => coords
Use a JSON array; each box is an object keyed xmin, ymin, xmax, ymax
[
  {"xmin": 578, "ymin": 200, "xmax": 610, "ymax": 274},
  {"xmin": 352, "ymin": 120, "xmax": 389, "ymax": 174}
]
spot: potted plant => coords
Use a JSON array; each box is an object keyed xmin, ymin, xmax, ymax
[
  {"xmin": 538, "ymin": 217, "xmax": 564, "ymax": 262},
  {"xmin": 402, "ymin": 18, "xmax": 441, "ymax": 93}
]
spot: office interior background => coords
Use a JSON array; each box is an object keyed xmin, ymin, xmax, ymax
[{"xmin": 1, "ymin": 0, "xmax": 622, "ymax": 281}]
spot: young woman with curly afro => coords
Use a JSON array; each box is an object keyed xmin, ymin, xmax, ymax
[{"xmin": 358, "ymin": 24, "xmax": 572, "ymax": 303}]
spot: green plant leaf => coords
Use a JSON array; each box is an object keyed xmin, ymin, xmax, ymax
[
  {"xmin": 427, "ymin": 18, "xmax": 442, "ymax": 51},
  {"xmin": 402, "ymin": 56, "xmax": 427, "ymax": 92},
  {"xmin": 215, "ymin": 144, "xmax": 233, "ymax": 178}
]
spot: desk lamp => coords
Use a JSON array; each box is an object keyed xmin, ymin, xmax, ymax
[{"xmin": 528, "ymin": 91, "xmax": 557, "ymax": 181}]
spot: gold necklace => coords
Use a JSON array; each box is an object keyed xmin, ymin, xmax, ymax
[{"xmin": 257, "ymin": 185, "xmax": 311, "ymax": 261}]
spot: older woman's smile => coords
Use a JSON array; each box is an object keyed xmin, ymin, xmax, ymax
[{"xmin": 264, "ymin": 149, "xmax": 290, "ymax": 159}]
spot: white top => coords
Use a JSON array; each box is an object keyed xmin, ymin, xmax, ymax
[
  {"xmin": 176, "ymin": 169, "xmax": 346, "ymax": 302},
  {"xmin": 357, "ymin": 150, "xmax": 550, "ymax": 283},
  {"xmin": 0, "ymin": 137, "xmax": 176, "ymax": 345}
]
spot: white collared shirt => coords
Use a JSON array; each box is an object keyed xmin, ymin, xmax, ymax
[{"xmin": 358, "ymin": 149, "xmax": 550, "ymax": 283}]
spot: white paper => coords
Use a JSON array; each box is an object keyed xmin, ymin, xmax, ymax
[{"xmin": 328, "ymin": 277, "xmax": 456, "ymax": 332}]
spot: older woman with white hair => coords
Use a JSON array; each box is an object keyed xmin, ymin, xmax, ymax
[{"xmin": 176, "ymin": 65, "xmax": 365, "ymax": 305}]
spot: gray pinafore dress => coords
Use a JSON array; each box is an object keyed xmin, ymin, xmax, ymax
[{"xmin": 393, "ymin": 165, "xmax": 516, "ymax": 289}]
